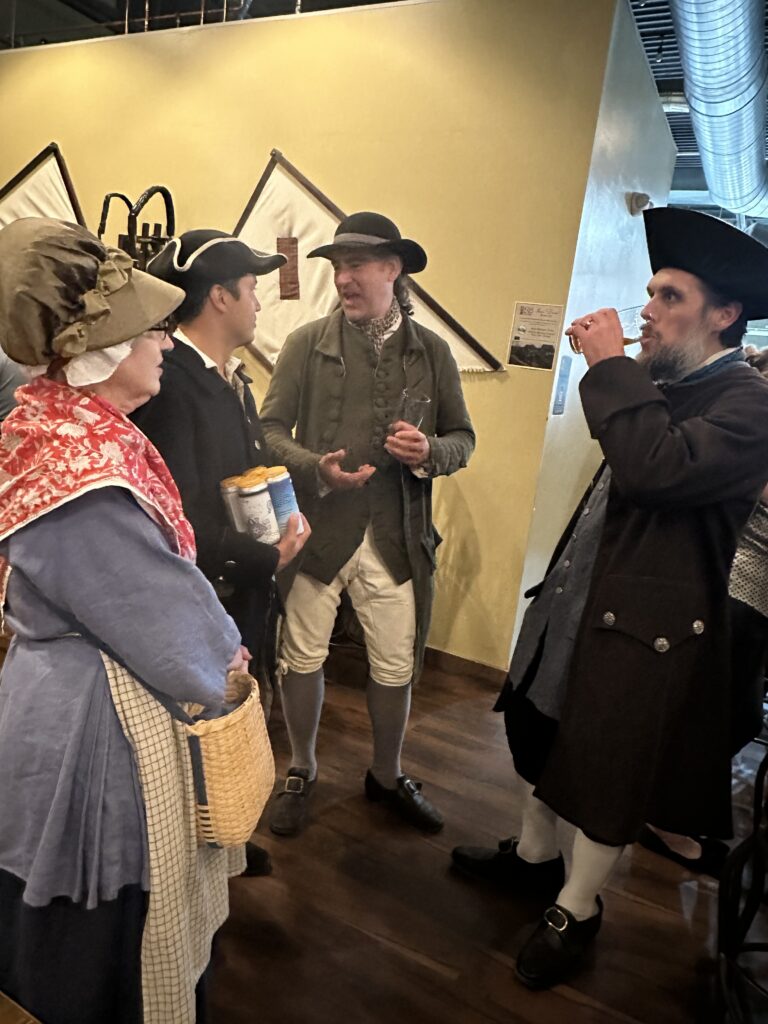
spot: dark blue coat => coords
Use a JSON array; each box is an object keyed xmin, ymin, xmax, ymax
[{"xmin": 132, "ymin": 340, "xmax": 280, "ymax": 666}]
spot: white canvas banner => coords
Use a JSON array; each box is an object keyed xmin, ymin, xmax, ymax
[
  {"xmin": 236, "ymin": 159, "xmax": 498, "ymax": 372},
  {"xmin": 0, "ymin": 149, "xmax": 81, "ymax": 228}
]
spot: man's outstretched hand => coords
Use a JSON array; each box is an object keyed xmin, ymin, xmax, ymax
[{"xmin": 318, "ymin": 449, "xmax": 376, "ymax": 490}]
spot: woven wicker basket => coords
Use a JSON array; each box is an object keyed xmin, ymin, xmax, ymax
[
  {"xmin": 0, "ymin": 990, "xmax": 42, "ymax": 1024},
  {"xmin": 186, "ymin": 676, "xmax": 275, "ymax": 848}
]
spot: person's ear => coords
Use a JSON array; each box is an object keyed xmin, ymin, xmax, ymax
[
  {"xmin": 386, "ymin": 256, "xmax": 402, "ymax": 283},
  {"xmin": 208, "ymin": 283, "xmax": 230, "ymax": 314},
  {"xmin": 713, "ymin": 300, "xmax": 742, "ymax": 332}
]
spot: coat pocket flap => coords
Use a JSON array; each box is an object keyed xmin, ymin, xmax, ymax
[{"xmin": 591, "ymin": 575, "xmax": 707, "ymax": 653}]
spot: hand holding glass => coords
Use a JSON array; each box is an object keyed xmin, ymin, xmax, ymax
[{"xmin": 568, "ymin": 306, "xmax": 644, "ymax": 355}]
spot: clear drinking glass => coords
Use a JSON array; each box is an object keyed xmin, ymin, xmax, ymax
[
  {"xmin": 393, "ymin": 388, "xmax": 431, "ymax": 429},
  {"xmin": 568, "ymin": 305, "xmax": 645, "ymax": 354}
]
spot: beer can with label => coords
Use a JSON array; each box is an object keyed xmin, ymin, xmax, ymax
[
  {"xmin": 266, "ymin": 471, "xmax": 304, "ymax": 535},
  {"xmin": 238, "ymin": 481, "xmax": 281, "ymax": 544},
  {"xmin": 220, "ymin": 476, "xmax": 247, "ymax": 533}
]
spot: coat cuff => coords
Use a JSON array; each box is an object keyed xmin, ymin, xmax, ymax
[
  {"xmin": 219, "ymin": 529, "xmax": 280, "ymax": 585},
  {"xmin": 580, "ymin": 357, "xmax": 667, "ymax": 438}
]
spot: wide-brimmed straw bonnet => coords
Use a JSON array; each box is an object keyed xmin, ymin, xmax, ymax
[
  {"xmin": 307, "ymin": 212, "xmax": 427, "ymax": 274},
  {"xmin": 0, "ymin": 217, "xmax": 184, "ymax": 366}
]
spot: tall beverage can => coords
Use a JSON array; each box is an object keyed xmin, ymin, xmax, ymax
[
  {"xmin": 238, "ymin": 481, "xmax": 280, "ymax": 544},
  {"xmin": 220, "ymin": 476, "xmax": 247, "ymax": 533},
  {"xmin": 266, "ymin": 471, "xmax": 304, "ymax": 535}
]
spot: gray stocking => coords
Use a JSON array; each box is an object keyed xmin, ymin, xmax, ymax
[
  {"xmin": 366, "ymin": 675, "xmax": 411, "ymax": 788},
  {"xmin": 279, "ymin": 667, "xmax": 325, "ymax": 780}
]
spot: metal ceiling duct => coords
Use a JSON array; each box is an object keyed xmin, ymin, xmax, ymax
[{"xmin": 670, "ymin": 0, "xmax": 768, "ymax": 215}]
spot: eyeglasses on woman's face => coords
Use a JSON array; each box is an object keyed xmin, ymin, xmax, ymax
[{"xmin": 144, "ymin": 319, "xmax": 173, "ymax": 340}]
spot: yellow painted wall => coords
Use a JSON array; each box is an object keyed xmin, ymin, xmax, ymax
[{"xmin": 0, "ymin": 0, "xmax": 665, "ymax": 670}]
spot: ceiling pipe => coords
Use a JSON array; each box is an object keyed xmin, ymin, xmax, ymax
[{"xmin": 670, "ymin": 0, "xmax": 768, "ymax": 216}]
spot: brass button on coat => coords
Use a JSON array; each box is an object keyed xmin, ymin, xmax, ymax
[
  {"xmin": 692, "ymin": 620, "xmax": 705, "ymax": 635},
  {"xmin": 653, "ymin": 637, "xmax": 671, "ymax": 653},
  {"xmin": 602, "ymin": 611, "xmax": 616, "ymax": 626}
]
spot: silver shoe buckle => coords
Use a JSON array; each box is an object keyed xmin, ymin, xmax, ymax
[
  {"xmin": 544, "ymin": 906, "xmax": 569, "ymax": 934},
  {"xmin": 285, "ymin": 776, "xmax": 305, "ymax": 794}
]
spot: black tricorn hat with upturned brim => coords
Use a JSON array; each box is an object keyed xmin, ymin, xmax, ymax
[
  {"xmin": 643, "ymin": 207, "xmax": 768, "ymax": 321},
  {"xmin": 147, "ymin": 229, "xmax": 286, "ymax": 290},
  {"xmin": 307, "ymin": 211, "xmax": 427, "ymax": 274}
]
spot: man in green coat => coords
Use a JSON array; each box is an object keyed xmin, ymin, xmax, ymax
[{"xmin": 260, "ymin": 211, "xmax": 475, "ymax": 837}]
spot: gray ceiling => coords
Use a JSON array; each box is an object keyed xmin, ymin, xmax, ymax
[{"xmin": 0, "ymin": 0, "xmax": 397, "ymax": 45}]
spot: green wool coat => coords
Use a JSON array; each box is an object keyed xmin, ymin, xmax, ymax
[{"xmin": 260, "ymin": 309, "xmax": 475, "ymax": 679}]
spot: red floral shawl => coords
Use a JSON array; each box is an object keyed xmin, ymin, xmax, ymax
[{"xmin": 0, "ymin": 377, "xmax": 196, "ymax": 560}]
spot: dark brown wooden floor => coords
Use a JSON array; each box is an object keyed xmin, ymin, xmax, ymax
[{"xmin": 209, "ymin": 649, "xmax": 760, "ymax": 1024}]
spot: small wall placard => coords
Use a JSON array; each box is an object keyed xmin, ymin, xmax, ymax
[{"xmin": 508, "ymin": 301, "xmax": 564, "ymax": 370}]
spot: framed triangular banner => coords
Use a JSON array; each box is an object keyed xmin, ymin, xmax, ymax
[
  {"xmin": 0, "ymin": 143, "xmax": 86, "ymax": 229},
  {"xmin": 234, "ymin": 150, "xmax": 502, "ymax": 373}
]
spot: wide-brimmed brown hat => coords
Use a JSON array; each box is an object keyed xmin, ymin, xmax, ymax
[
  {"xmin": 0, "ymin": 217, "xmax": 184, "ymax": 366},
  {"xmin": 644, "ymin": 207, "xmax": 768, "ymax": 320},
  {"xmin": 307, "ymin": 212, "xmax": 427, "ymax": 274}
]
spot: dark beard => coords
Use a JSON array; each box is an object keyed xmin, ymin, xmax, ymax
[{"xmin": 636, "ymin": 334, "xmax": 709, "ymax": 384}]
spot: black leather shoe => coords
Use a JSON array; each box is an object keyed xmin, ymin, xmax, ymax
[
  {"xmin": 516, "ymin": 897, "xmax": 603, "ymax": 990},
  {"xmin": 242, "ymin": 841, "xmax": 273, "ymax": 877},
  {"xmin": 269, "ymin": 767, "xmax": 315, "ymax": 836},
  {"xmin": 637, "ymin": 825, "xmax": 728, "ymax": 879},
  {"xmin": 451, "ymin": 838, "xmax": 565, "ymax": 895},
  {"xmin": 364, "ymin": 770, "xmax": 444, "ymax": 833}
]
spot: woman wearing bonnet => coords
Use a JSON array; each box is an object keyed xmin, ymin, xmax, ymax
[{"xmin": 0, "ymin": 218, "xmax": 251, "ymax": 1024}]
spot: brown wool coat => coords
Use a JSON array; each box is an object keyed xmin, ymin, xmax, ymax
[
  {"xmin": 534, "ymin": 355, "xmax": 768, "ymax": 845},
  {"xmin": 260, "ymin": 310, "xmax": 475, "ymax": 680}
]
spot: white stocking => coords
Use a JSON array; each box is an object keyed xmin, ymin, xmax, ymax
[
  {"xmin": 557, "ymin": 829, "xmax": 624, "ymax": 920},
  {"xmin": 516, "ymin": 775, "xmax": 561, "ymax": 863}
]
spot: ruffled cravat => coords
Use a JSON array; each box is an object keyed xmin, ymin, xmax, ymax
[{"xmin": 351, "ymin": 299, "xmax": 402, "ymax": 355}]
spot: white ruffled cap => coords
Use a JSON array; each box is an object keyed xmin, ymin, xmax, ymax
[{"xmin": 27, "ymin": 339, "xmax": 136, "ymax": 388}]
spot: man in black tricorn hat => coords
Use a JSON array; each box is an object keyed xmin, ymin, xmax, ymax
[
  {"xmin": 452, "ymin": 207, "xmax": 768, "ymax": 989},
  {"xmin": 133, "ymin": 230, "xmax": 311, "ymax": 875},
  {"xmin": 260, "ymin": 211, "xmax": 475, "ymax": 837}
]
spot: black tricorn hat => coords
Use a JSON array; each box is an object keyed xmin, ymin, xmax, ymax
[
  {"xmin": 147, "ymin": 229, "xmax": 286, "ymax": 290},
  {"xmin": 307, "ymin": 211, "xmax": 427, "ymax": 274},
  {"xmin": 643, "ymin": 207, "xmax": 768, "ymax": 320}
]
